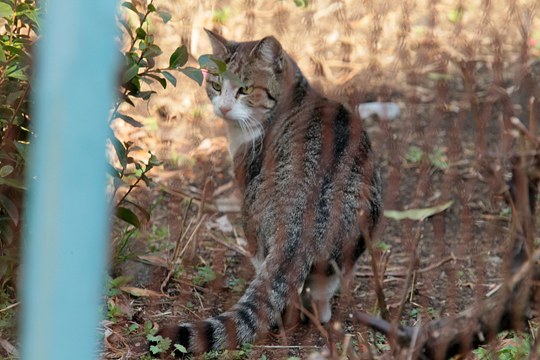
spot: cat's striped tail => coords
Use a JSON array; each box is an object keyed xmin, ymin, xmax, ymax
[{"xmin": 157, "ymin": 255, "xmax": 311, "ymax": 356}]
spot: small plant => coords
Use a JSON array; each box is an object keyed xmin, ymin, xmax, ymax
[
  {"xmin": 404, "ymin": 145, "xmax": 448, "ymax": 170},
  {"xmin": 143, "ymin": 320, "xmax": 157, "ymax": 336},
  {"xmin": 198, "ymin": 344, "xmax": 253, "ymax": 360},
  {"xmin": 473, "ymin": 332, "xmax": 532, "ymax": 360},
  {"xmin": 409, "ymin": 307, "xmax": 420, "ymax": 320},
  {"xmin": 126, "ymin": 322, "xmax": 140, "ymax": 334},
  {"xmin": 0, "ymin": 0, "xmax": 39, "ymax": 291},
  {"xmin": 374, "ymin": 332, "xmax": 390, "ymax": 353},
  {"xmin": 376, "ymin": 241, "xmax": 390, "ymax": 251},
  {"xmin": 107, "ymin": 301, "xmax": 124, "ymax": 322},
  {"xmin": 228, "ymin": 276, "xmax": 246, "ymax": 293},
  {"xmin": 105, "ymin": 275, "xmax": 132, "ymax": 297},
  {"xmin": 110, "ymin": 0, "xmax": 231, "ymax": 267},
  {"xmin": 0, "ymin": 289, "xmax": 16, "ymax": 337},
  {"xmin": 193, "ymin": 265, "xmax": 216, "ymax": 286},
  {"xmin": 147, "ymin": 334, "xmax": 172, "ymax": 355},
  {"xmin": 234, "ymin": 343, "xmax": 253, "ymax": 359},
  {"xmin": 147, "ymin": 223, "xmax": 171, "ymax": 252}
]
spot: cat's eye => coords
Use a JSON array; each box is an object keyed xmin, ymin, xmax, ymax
[
  {"xmin": 238, "ymin": 86, "xmax": 254, "ymax": 95},
  {"xmin": 211, "ymin": 81, "xmax": 222, "ymax": 92}
]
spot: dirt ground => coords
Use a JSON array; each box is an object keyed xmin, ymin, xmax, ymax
[{"xmin": 100, "ymin": 1, "xmax": 540, "ymax": 359}]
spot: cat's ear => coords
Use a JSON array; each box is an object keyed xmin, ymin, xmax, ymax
[
  {"xmin": 204, "ymin": 28, "xmax": 232, "ymax": 59},
  {"xmin": 250, "ymin": 36, "xmax": 285, "ymax": 72}
]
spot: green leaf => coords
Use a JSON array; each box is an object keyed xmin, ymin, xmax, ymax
[
  {"xmin": 384, "ymin": 201, "xmax": 454, "ymax": 221},
  {"xmin": 123, "ymin": 199, "xmax": 151, "ymax": 223},
  {"xmin": 0, "ymin": 3, "xmax": 13, "ymax": 19},
  {"xmin": 121, "ymin": 2, "xmax": 140, "ymax": 17},
  {"xmin": 146, "ymin": 334, "xmax": 162, "ymax": 343},
  {"xmin": 157, "ymin": 10, "xmax": 171, "ymax": 24},
  {"xmin": 143, "ymin": 44, "xmax": 162, "ymax": 59},
  {"xmin": 109, "ymin": 131, "xmax": 128, "ymax": 169},
  {"xmin": 147, "ymin": 153, "xmax": 162, "ymax": 167},
  {"xmin": 116, "ymin": 207, "xmax": 141, "ymax": 228},
  {"xmin": 135, "ymin": 27, "xmax": 146, "ymax": 40},
  {"xmin": 179, "ymin": 67, "xmax": 204, "ymax": 86},
  {"xmin": 143, "ymin": 73, "xmax": 167, "ymax": 89},
  {"xmin": 174, "ymin": 344, "xmax": 188, "ymax": 354},
  {"xmin": 106, "ymin": 164, "xmax": 120, "ymax": 178},
  {"xmin": 429, "ymin": 148, "xmax": 448, "ymax": 170},
  {"xmin": 114, "ymin": 112, "xmax": 143, "ymax": 128},
  {"xmin": 118, "ymin": 18, "xmax": 134, "ymax": 41},
  {"xmin": 131, "ymin": 90, "xmax": 155, "ymax": 100},
  {"xmin": 5, "ymin": 65, "xmax": 28, "ymax": 80},
  {"xmin": 198, "ymin": 54, "xmax": 226, "ymax": 73},
  {"xmin": 128, "ymin": 323, "xmax": 140, "ymax": 333},
  {"xmin": 128, "ymin": 76, "xmax": 141, "ymax": 92},
  {"xmin": 14, "ymin": 141, "xmax": 28, "ymax": 162},
  {"xmin": 161, "ymin": 70, "xmax": 176, "ymax": 87},
  {"xmin": 0, "ymin": 44, "xmax": 6, "ymax": 63},
  {"xmin": 169, "ymin": 45, "xmax": 188, "ymax": 68},
  {"xmin": 147, "ymin": 334, "xmax": 172, "ymax": 354},
  {"xmin": 147, "ymin": 4, "xmax": 157, "ymax": 12},
  {"xmin": 293, "ymin": 0, "xmax": 308, "ymax": 8},
  {"xmin": 0, "ymin": 177, "xmax": 25, "ymax": 190},
  {"xmin": 0, "ymin": 165, "xmax": 14, "ymax": 178},
  {"xmin": 0, "ymin": 193, "xmax": 19, "ymax": 225},
  {"xmin": 17, "ymin": 7, "xmax": 41, "ymax": 29},
  {"xmin": 122, "ymin": 63, "xmax": 139, "ymax": 84},
  {"xmin": 405, "ymin": 145, "xmax": 423, "ymax": 163},
  {"xmin": 223, "ymin": 70, "xmax": 244, "ymax": 86}
]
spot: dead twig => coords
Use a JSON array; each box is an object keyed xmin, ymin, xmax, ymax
[
  {"xmin": 207, "ymin": 232, "xmax": 251, "ymax": 258},
  {"xmin": 0, "ymin": 302, "xmax": 19, "ymax": 313}
]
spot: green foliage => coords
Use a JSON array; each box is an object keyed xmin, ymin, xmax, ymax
[
  {"xmin": 193, "ymin": 265, "xmax": 216, "ymax": 286},
  {"xmin": 143, "ymin": 320, "xmax": 157, "ymax": 335},
  {"xmin": 0, "ymin": 289, "xmax": 16, "ymax": 336},
  {"xmin": 105, "ymin": 275, "xmax": 132, "ymax": 296},
  {"xmin": 147, "ymin": 334, "xmax": 171, "ymax": 355},
  {"xmin": 228, "ymin": 275, "xmax": 246, "ymax": 293},
  {"xmin": 111, "ymin": 1, "xmax": 230, "ymax": 265},
  {"xmin": 472, "ymin": 332, "xmax": 532, "ymax": 360},
  {"xmin": 174, "ymin": 344, "xmax": 188, "ymax": 355},
  {"xmin": 127, "ymin": 322, "xmax": 140, "ymax": 334},
  {"xmin": 0, "ymin": 0, "xmax": 39, "ymax": 289},
  {"xmin": 107, "ymin": 301, "xmax": 124, "ymax": 322},
  {"xmin": 199, "ymin": 343, "xmax": 253, "ymax": 360},
  {"xmin": 404, "ymin": 145, "xmax": 448, "ymax": 169}
]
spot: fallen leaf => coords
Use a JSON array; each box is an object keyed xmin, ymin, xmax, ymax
[
  {"xmin": 120, "ymin": 286, "xmax": 163, "ymax": 297},
  {"xmin": 384, "ymin": 201, "xmax": 453, "ymax": 221},
  {"xmin": 0, "ymin": 338, "xmax": 18, "ymax": 356},
  {"xmin": 137, "ymin": 254, "xmax": 169, "ymax": 268}
]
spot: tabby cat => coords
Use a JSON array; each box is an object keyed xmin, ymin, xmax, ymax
[{"xmin": 159, "ymin": 29, "xmax": 382, "ymax": 355}]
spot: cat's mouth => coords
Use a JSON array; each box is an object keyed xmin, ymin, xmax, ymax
[{"xmin": 220, "ymin": 113, "xmax": 237, "ymax": 122}]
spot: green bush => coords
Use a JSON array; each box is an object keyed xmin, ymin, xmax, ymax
[{"xmin": 0, "ymin": 0, "xmax": 39, "ymax": 291}]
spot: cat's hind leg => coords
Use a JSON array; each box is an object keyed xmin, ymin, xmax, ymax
[{"xmin": 300, "ymin": 262, "xmax": 340, "ymax": 324}]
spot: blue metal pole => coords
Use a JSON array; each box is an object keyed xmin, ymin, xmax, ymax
[{"xmin": 21, "ymin": 0, "xmax": 118, "ymax": 359}]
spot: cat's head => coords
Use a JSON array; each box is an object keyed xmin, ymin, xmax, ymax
[{"xmin": 204, "ymin": 29, "xmax": 289, "ymax": 126}]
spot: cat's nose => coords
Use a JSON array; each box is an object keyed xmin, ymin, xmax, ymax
[{"xmin": 219, "ymin": 105, "xmax": 231, "ymax": 115}]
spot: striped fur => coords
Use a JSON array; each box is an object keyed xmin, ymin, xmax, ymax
[{"xmin": 160, "ymin": 29, "xmax": 382, "ymax": 356}]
